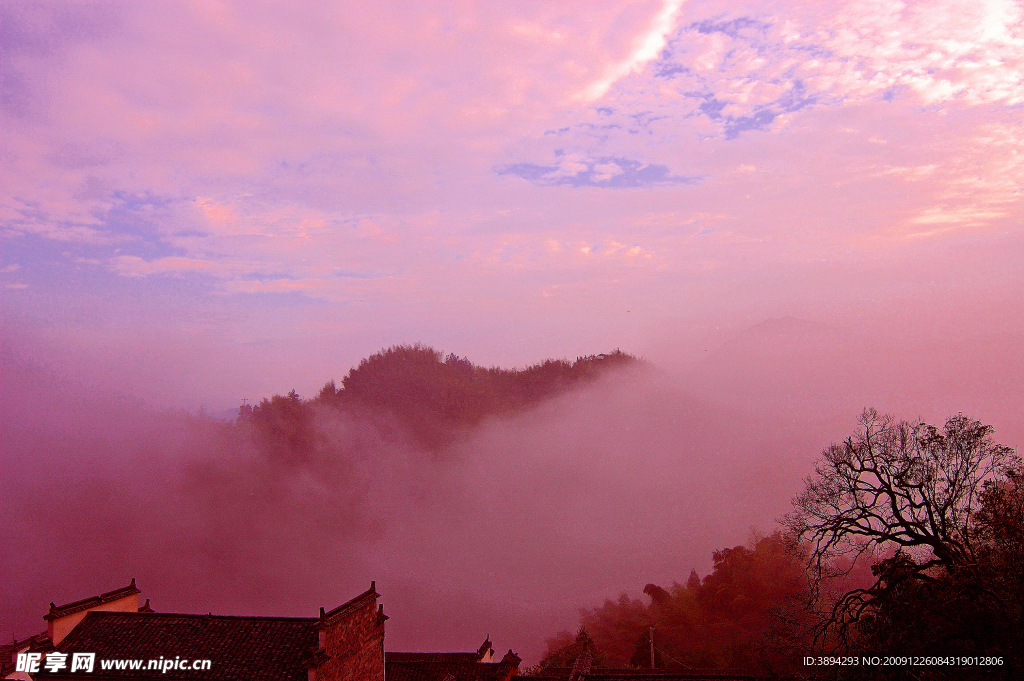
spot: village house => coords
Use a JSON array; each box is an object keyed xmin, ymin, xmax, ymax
[
  {"xmin": 386, "ymin": 638, "xmax": 523, "ymax": 681},
  {"xmin": 2, "ymin": 582, "xmax": 520, "ymax": 681},
  {"xmin": 3, "ymin": 580, "xmax": 386, "ymax": 681}
]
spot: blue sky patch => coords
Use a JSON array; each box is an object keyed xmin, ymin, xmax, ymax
[{"xmin": 496, "ymin": 157, "xmax": 701, "ymax": 188}]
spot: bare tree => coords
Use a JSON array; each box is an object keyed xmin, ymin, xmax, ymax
[{"xmin": 783, "ymin": 408, "xmax": 1020, "ymax": 648}]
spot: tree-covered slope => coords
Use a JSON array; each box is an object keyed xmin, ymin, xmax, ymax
[{"xmin": 242, "ymin": 345, "xmax": 637, "ymax": 453}]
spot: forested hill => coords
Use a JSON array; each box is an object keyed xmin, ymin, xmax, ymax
[{"xmin": 239, "ymin": 345, "xmax": 638, "ymax": 453}]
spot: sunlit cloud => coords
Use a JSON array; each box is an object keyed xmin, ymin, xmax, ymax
[
  {"xmin": 1, "ymin": 0, "xmax": 1024, "ymax": 387},
  {"xmin": 578, "ymin": 0, "xmax": 687, "ymax": 102},
  {"xmin": 876, "ymin": 165, "xmax": 939, "ymax": 181},
  {"xmin": 825, "ymin": 0, "xmax": 1024, "ymax": 106},
  {"xmin": 909, "ymin": 206, "xmax": 1011, "ymax": 226}
]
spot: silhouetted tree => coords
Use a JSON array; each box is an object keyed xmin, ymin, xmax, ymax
[
  {"xmin": 533, "ymin": 628, "xmax": 609, "ymax": 674},
  {"xmin": 643, "ymin": 584, "xmax": 670, "ymax": 607},
  {"xmin": 628, "ymin": 629, "xmax": 662, "ymax": 669},
  {"xmin": 249, "ymin": 389, "xmax": 322, "ymax": 463},
  {"xmin": 783, "ymin": 409, "xmax": 1023, "ymax": 678}
]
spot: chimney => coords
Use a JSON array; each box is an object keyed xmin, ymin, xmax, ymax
[
  {"xmin": 477, "ymin": 636, "xmax": 494, "ymax": 663},
  {"xmin": 497, "ymin": 650, "xmax": 522, "ymax": 681}
]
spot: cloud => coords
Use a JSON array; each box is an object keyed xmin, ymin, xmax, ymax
[
  {"xmin": 824, "ymin": 0, "xmax": 1024, "ymax": 106},
  {"xmin": 875, "ymin": 122, "xmax": 1024, "ymax": 239},
  {"xmin": 877, "ymin": 165, "xmax": 939, "ymax": 181},
  {"xmin": 497, "ymin": 155, "xmax": 701, "ymax": 188},
  {"xmin": 2, "ymin": 0, "xmax": 1024, "ymax": 396},
  {"xmin": 111, "ymin": 255, "xmax": 249, "ymax": 278},
  {"xmin": 586, "ymin": 0, "xmax": 1024, "ymax": 143},
  {"xmin": 579, "ymin": 0, "xmax": 687, "ymax": 101},
  {"xmin": 224, "ymin": 278, "xmax": 331, "ymax": 294},
  {"xmin": 908, "ymin": 206, "xmax": 1010, "ymax": 228}
]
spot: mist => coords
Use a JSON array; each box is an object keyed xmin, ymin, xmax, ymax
[{"xmin": 3, "ymin": 316, "xmax": 1023, "ymax": 664}]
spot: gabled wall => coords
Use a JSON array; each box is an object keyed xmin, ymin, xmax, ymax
[
  {"xmin": 312, "ymin": 584, "xmax": 387, "ymax": 681},
  {"xmin": 47, "ymin": 593, "xmax": 140, "ymax": 645}
]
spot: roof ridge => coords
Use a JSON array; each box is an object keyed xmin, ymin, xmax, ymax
[
  {"xmin": 387, "ymin": 655, "xmax": 491, "ymax": 659},
  {"xmin": 320, "ymin": 582, "xmax": 379, "ymax": 623},
  {"xmin": 44, "ymin": 579, "xmax": 140, "ymax": 621},
  {"xmin": 78, "ymin": 610, "xmax": 319, "ymax": 622},
  {"xmin": 387, "ymin": 652, "xmax": 479, "ymax": 656}
]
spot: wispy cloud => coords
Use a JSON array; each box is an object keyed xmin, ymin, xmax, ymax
[
  {"xmin": 111, "ymin": 255, "xmax": 249, "ymax": 278},
  {"xmin": 579, "ymin": 0, "xmax": 687, "ymax": 102},
  {"xmin": 497, "ymin": 155, "xmax": 701, "ymax": 188}
]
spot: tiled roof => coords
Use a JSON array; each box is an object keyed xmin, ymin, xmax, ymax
[
  {"xmin": 0, "ymin": 633, "xmax": 54, "ymax": 677},
  {"xmin": 386, "ymin": 647, "xmax": 520, "ymax": 681},
  {"xmin": 387, "ymin": 653, "xmax": 482, "ymax": 665},
  {"xmin": 321, "ymin": 582, "xmax": 379, "ymax": 623},
  {"xmin": 36, "ymin": 611, "xmax": 318, "ymax": 681},
  {"xmin": 386, "ymin": 634, "xmax": 492, "ymax": 667},
  {"xmin": 387, "ymin": 660, "xmax": 514, "ymax": 681},
  {"xmin": 0, "ymin": 632, "xmax": 52, "ymax": 656},
  {"xmin": 44, "ymin": 579, "xmax": 141, "ymax": 621}
]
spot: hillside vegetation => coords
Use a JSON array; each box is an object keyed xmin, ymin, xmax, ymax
[
  {"xmin": 537, "ymin": 413, "xmax": 1024, "ymax": 680},
  {"xmin": 535, "ymin": 532, "xmax": 806, "ymax": 675},
  {"xmin": 240, "ymin": 344, "xmax": 637, "ymax": 454}
]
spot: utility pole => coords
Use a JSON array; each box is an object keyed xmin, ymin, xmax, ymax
[{"xmin": 649, "ymin": 627, "xmax": 655, "ymax": 669}]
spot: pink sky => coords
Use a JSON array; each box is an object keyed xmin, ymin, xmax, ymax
[
  {"xmin": 3, "ymin": 0, "xmax": 1024, "ymax": 658},
  {"xmin": 2, "ymin": 0, "xmax": 1023, "ymax": 406}
]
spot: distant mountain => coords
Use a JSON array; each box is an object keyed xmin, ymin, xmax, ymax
[
  {"xmin": 683, "ymin": 317, "xmax": 1024, "ymax": 444},
  {"xmin": 242, "ymin": 344, "xmax": 639, "ymax": 454}
]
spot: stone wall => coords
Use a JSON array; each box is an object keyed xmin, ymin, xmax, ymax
[{"xmin": 314, "ymin": 584, "xmax": 387, "ymax": 681}]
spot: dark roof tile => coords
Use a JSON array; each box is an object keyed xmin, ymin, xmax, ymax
[
  {"xmin": 387, "ymin": 653, "xmax": 482, "ymax": 665},
  {"xmin": 387, "ymin": 661, "xmax": 509, "ymax": 681},
  {"xmin": 0, "ymin": 633, "xmax": 54, "ymax": 677},
  {"xmin": 37, "ymin": 611, "xmax": 318, "ymax": 681}
]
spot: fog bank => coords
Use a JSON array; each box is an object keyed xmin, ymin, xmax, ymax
[{"xmin": 3, "ymin": 318, "xmax": 1023, "ymax": 662}]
